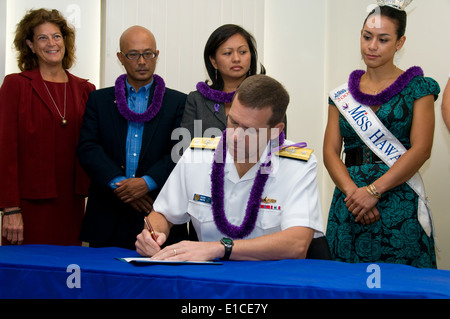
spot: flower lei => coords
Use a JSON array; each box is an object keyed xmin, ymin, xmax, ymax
[
  {"xmin": 348, "ymin": 66, "xmax": 423, "ymax": 106},
  {"xmin": 196, "ymin": 82, "xmax": 235, "ymax": 113},
  {"xmin": 115, "ymin": 74, "xmax": 166, "ymax": 123},
  {"xmin": 210, "ymin": 129, "xmax": 286, "ymax": 239},
  {"xmin": 196, "ymin": 82, "xmax": 235, "ymax": 103}
]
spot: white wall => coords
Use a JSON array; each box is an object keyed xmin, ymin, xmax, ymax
[
  {"xmin": 406, "ymin": 0, "xmax": 450, "ymax": 270},
  {"xmin": 101, "ymin": 0, "xmax": 265, "ymax": 92},
  {"xmin": 264, "ymin": 0, "xmax": 329, "ymax": 243}
]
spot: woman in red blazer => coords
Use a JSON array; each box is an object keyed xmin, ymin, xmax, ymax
[{"xmin": 0, "ymin": 9, "xmax": 95, "ymax": 245}]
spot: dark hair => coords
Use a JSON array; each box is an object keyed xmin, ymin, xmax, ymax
[
  {"xmin": 235, "ymin": 75, "xmax": 289, "ymax": 127},
  {"xmin": 204, "ymin": 24, "xmax": 266, "ymax": 91},
  {"xmin": 364, "ymin": 5, "xmax": 407, "ymax": 39}
]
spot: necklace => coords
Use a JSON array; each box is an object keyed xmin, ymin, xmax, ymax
[
  {"xmin": 43, "ymin": 80, "xmax": 67, "ymax": 126},
  {"xmin": 197, "ymin": 82, "xmax": 235, "ymax": 114},
  {"xmin": 348, "ymin": 66, "xmax": 424, "ymax": 106},
  {"xmin": 362, "ymin": 74, "xmax": 395, "ymax": 95},
  {"xmin": 210, "ymin": 129, "xmax": 286, "ymax": 239},
  {"xmin": 115, "ymin": 74, "xmax": 166, "ymax": 123}
]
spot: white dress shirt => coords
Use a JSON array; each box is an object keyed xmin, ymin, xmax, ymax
[{"xmin": 153, "ymin": 141, "xmax": 324, "ymax": 242}]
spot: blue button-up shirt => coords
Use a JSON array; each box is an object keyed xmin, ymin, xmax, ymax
[{"xmin": 109, "ymin": 80, "xmax": 157, "ymax": 192}]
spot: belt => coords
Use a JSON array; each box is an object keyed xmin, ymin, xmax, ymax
[{"xmin": 345, "ymin": 147, "xmax": 384, "ymax": 167}]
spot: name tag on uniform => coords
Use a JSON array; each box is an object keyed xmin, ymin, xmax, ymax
[{"xmin": 193, "ymin": 194, "xmax": 212, "ymax": 204}]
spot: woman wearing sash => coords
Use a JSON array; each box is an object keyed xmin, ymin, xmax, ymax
[
  {"xmin": 324, "ymin": 1, "xmax": 440, "ymax": 268},
  {"xmin": 180, "ymin": 24, "xmax": 266, "ymax": 140}
]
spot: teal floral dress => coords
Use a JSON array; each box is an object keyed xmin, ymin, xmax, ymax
[{"xmin": 326, "ymin": 67, "xmax": 440, "ymax": 269}]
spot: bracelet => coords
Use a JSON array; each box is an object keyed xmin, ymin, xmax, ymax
[
  {"xmin": 366, "ymin": 184, "xmax": 381, "ymax": 199},
  {"xmin": 1, "ymin": 209, "xmax": 22, "ymax": 216}
]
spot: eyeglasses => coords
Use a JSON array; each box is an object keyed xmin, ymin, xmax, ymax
[{"xmin": 120, "ymin": 51, "xmax": 157, "ymax": 61}]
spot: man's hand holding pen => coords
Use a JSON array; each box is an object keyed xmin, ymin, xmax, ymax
[
  {"xmin": 136, "ymin": 215, "xmax": 223, "ymax": 262},
  {"xmin": 136, "ymin": 216, "xmax": 164, "ymax": 256}
]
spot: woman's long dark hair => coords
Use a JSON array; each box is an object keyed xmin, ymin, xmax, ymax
[{"xmin": 203, "ymin": 24, "xmax": 266, "ymax": 90}]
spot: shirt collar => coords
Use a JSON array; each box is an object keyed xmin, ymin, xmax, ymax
[
  {"xmin": 126, "ymin": 78, "xmax": 154, "ymax": 95},
  {"xmin": 224, "ymin": 141, "xmax": 276, "ymax": 183}
]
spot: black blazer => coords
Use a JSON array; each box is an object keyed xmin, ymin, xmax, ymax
[{"xmin": 77, "ymin": 84, "xmax": 187, "ymax": 249}]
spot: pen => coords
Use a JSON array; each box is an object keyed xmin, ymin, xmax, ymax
[{"xmin": 144, "ymin": 216, "xmax": 159, "ymax": 245}]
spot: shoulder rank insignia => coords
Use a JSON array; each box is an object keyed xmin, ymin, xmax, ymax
[
  {"xmin": 190, "ymin": 137, "xmax": 221, "ymax": 150},
  {"xmin": 190, "ymin": 138, "xmax": 314, "ymax": 161},
  {"xmin": 276, "ymin": 146, "xmax": 314, "ymax": 162}
]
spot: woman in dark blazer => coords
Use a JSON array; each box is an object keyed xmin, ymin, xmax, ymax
[
  {"xmin": 180, "ymin": 24, "xmax": 266, "ymax": 140},
  {"xmin": 0, "ymin": 9, "xmax": 95, "ymax": 245}
]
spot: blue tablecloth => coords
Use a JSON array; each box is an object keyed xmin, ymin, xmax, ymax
[{"xmin": 0, "ymin": 245, "xmax": 449, "ymax": 299}]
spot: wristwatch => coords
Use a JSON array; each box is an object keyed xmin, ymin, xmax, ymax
[{"xmin": 220, "ymin": 237, "xmax": 234, "ymax": 261}]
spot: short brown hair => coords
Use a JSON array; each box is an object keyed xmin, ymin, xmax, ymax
[
  {"xmin": 235, "ymin": 74, "xmax": 289, "ymax": 127},
  {"xmin": 14, "ymin": 8, "xmax": 76, "ymax": 71}
]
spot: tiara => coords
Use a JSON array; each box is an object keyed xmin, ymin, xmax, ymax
[{"xmin": 377, "ymin": 0, "xmax": 413, "ymax": 11}]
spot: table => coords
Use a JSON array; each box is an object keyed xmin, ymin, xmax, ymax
[{"xmin": 0, "ymin": 245, "xmax": 449, "ymax": 299}]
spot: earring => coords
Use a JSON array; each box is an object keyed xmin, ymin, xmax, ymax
[{"xmin": 215, "ymin": 69, "xmax": 218, "ymax": 81}]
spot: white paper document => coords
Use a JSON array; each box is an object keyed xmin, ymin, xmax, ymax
[{"xmin": 117, "ymin": 257, "xmax": 222, "ymax": 265}]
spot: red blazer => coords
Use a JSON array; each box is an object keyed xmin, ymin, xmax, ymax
[{"xmin": 0, "ymin": 69, "xmax": 95, "ymax": 208}]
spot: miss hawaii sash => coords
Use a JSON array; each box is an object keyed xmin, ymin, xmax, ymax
[{"xmin": 330, "ymin": 83, "xmax": 434, "ymax": 238}]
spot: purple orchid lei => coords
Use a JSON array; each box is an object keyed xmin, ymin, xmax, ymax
[
  {"xmin": 210, "ymin": 129, "xmax": 286, "ymax": 239},
  {"xmin": 348, "ymin": 66, "xmax": 423, "ymax": 106},
  {"xmin": 197, "ymin": 82, "xmax": 235, "ymax": 113},
  {"xmin": 115, "ymin": 74, "xmax": 166, "ymax": 123}
]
